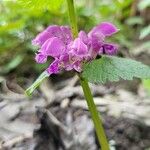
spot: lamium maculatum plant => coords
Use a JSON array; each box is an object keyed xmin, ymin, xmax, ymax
[{"xmin": 26, "ymin": 0, "xmax": 150, "ymax": 149}]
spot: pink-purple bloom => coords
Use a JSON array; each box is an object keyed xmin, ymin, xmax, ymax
[{"xmin": 32, "ymin": 22, "xmax": 119, "ymax": 75}]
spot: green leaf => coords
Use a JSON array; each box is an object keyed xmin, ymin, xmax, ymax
[
  {"xmin": 25, "ymin": 71, "xmax": 49, "ymax": 96},
  {"xmin": 139, "ymin": 25, "xmax": 150, "ymax": 39},
  {"xmin": 19, "ymin": 0, "xmax": 64, "ymax": 11},
  {"xmin": 126, "ymin": 17, "xmax": 143, "ymax": 25},
  {"xmin": 82, "ymin": 56, "xmax": 150, "ymax": 84},
  {"xmin": 142, "ymin": 79, "xmax": 150, "ymax": 93},
  {"xmin": 138, "ymin": 0, "xmax": 150, "ymax": 10},
  {"xmin": 0, "ymin": 54, "xmax": 24, "ymax": 74},
  {"xmin": 0, "ymin": 21, "xmax": 24, "ymax": 33}
]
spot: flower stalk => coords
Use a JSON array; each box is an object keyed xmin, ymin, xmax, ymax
[
  {"xmin": 66, "ymin": 0, "xmax": 110, "ymax": 149},
  {"xmin": 66, "ymin": 0, "xmax": 78, "ymax": 38},
  {"xmin": 79, "ymin": 75, "xmax": 110, "ymax": 150}
]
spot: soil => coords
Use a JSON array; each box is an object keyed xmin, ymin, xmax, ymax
[
  {"xmin": 9, "ymin": 107, "xmax": 150, "ymax": 150},
  {"xmin": 0, "ymin": 61, "xmax": 150, "ymax": 150}
]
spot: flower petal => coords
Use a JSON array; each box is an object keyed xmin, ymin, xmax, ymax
[
  {"xmin": 47, "ymin": 25, "xmax": 73, "ymax": 45},
  {"xmin": 102, "ymin": 43, "xmax": 118, "ymax": 55},
  {"xmin": 32, "ymin": 25, "xmax": 72, "ymax": 47},
  {"xmin": 90, "ymin": 36, "xmax": 103, "ymax": 52},
  {"xmin": 47, "ymin": 59, "xmax": 60, "ymax": 74},
  {"xmin": 40, "ymin": 37, "xmax": 65, "ymax": 57},
  {"xmin": 35, "ymin": 53, "xmax": 47, "ymax": 63},
  {"xmin": 59, "ymin": 54, "xmax": 73, "ymax": 71},
  {"xmin": 46, "ymin": 25, "xmax": 62, "ymax": 38},
  {"xmin": 32, "ymin": 31, "xmax": 51, "ymax": 46},
  {"xmin": 60, "ymin": 26, "xmax": 73, "ymax": 44},
  {"xmin": 88, "ymin": 22, "xmax": 119, "ymax": 39},
  {"xmin": 71, "ymin": 38, "xmax": 88, "ymax": 56},
  {"xmin": 78, "ymin": 31, "xmax": 89, "ymax": 44},
  {"xmin": 95, "ymin": 22, "xmax": 119, "ymax": 36}
]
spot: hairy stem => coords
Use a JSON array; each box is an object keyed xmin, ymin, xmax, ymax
[{"xmin": 66, "ymin": 0, "xmax": 110, "ymax": 149}]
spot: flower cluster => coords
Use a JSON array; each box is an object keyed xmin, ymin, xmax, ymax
[{"xmin": 32, "ymin": 22, "xmax": 119, "ymax": 75}]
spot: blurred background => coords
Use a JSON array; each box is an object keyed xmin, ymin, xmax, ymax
[{"xmin": 0, "ymin": 0, "xmax": 150, "ymax": 150}]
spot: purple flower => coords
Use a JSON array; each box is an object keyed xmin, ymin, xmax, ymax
[
  {"xmin": 47, "ymin": 59, "xmax": 60, "ymax": 75},
  {"xmin": 78, "ymin": 31, "xmax": 89, "ymax": 45},
  {"xmin": 32, "ymin": 25, "xmax": 72, "ymax": 47},
  {"xmin": 32, "ymin": 22, "xmax": 119, "ymax": 75},
  {"xmin": 102, "ymin": 43, "xmax": 118, "ymax": 55},
  {"xmin": 39, "ymin": 37, "xmax": 65, "ymax": 57},
  {"xmin": 34, "ymin": 25, "xmax": 73, "ymax": 64},
  {"xmin": 88, "ymin": 22, "xmax": 119, "ymax": 54},
  {"xmin": 70, "ymin": 38, "xmax": 88, "ymax": 57},
  {"xmin": 35, "ymin": 53, "xmax": 47, "ymax": 64},
  {"xmin": 88, "ymin": 22, "xmax": 119, "ymax": 38}
]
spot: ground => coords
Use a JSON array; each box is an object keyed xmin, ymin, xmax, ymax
[{"xmin": 0, "ymin": 47, "xmax": 150, "ymax": 150}]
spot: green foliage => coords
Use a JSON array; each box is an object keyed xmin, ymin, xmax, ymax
[
  {"xmin": 98, "ymin": 0, "xmax": 132, "ymax": 19},
  {"xmin": 142, "ymin": 79, "xmax": 150, "ymax": 94},
  {"xmin": 0, "ymin": 54, "xmax": 24, "ymax": 74},
  {"xmin": 25, "ymin": 71, "xmax": 49, "ymax": 96},
  {"xmin": 0, "ymin": 0, "xmax": 67, "ymax": 74},
  {"xmin": 19, "ymin": 0, "xmax": 64, "ymax": 11},
  {"xmin": 26, "ymin": 55, "xmax": 150, "ymax": 95},
  {"xmin": 82, "ymin": 56, "xmax": 150, "ymax": 84},
  {"xmin": 138, "ymin": 0, "xmax": 150, "ymax": 10},
  {"xmin": 0, "ymin": 0, "xmax": 149, "ymax": 76},
  {"xmin": 139, "ymin": 25, "xmax": 150, "ymax": 39},
  {"xmin": 126, "ymin": 17, "xmax": 144, "ymax": 25}
]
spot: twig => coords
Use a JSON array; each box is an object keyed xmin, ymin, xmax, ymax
[
  {"xmin": 0, "ymin": 132, "xmax": 33, "ymax": 149},
  {"xmin": 46, "ymin": 109, "xmax": 68, "ymax": 132}
]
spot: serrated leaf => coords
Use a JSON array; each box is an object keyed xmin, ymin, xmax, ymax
[
  {"xmin": 25, "ymin": 71, "xmax": 49, "ymax": 96},
  {"xmin": 82, "ymin": 56, "xmax": 150, "ymax": 84}
]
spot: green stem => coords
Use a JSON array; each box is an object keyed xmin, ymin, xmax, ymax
[
  {"xmin": 79, "ymin": 75, "xmax": 110, "ymax": 150},
  {"xmin": 66, "ymin": 0, "xmax": 110, "ymax": 149},
  {"xmin": 66, "ymin": 0, "xmax": 78, "ymax": 38}
]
